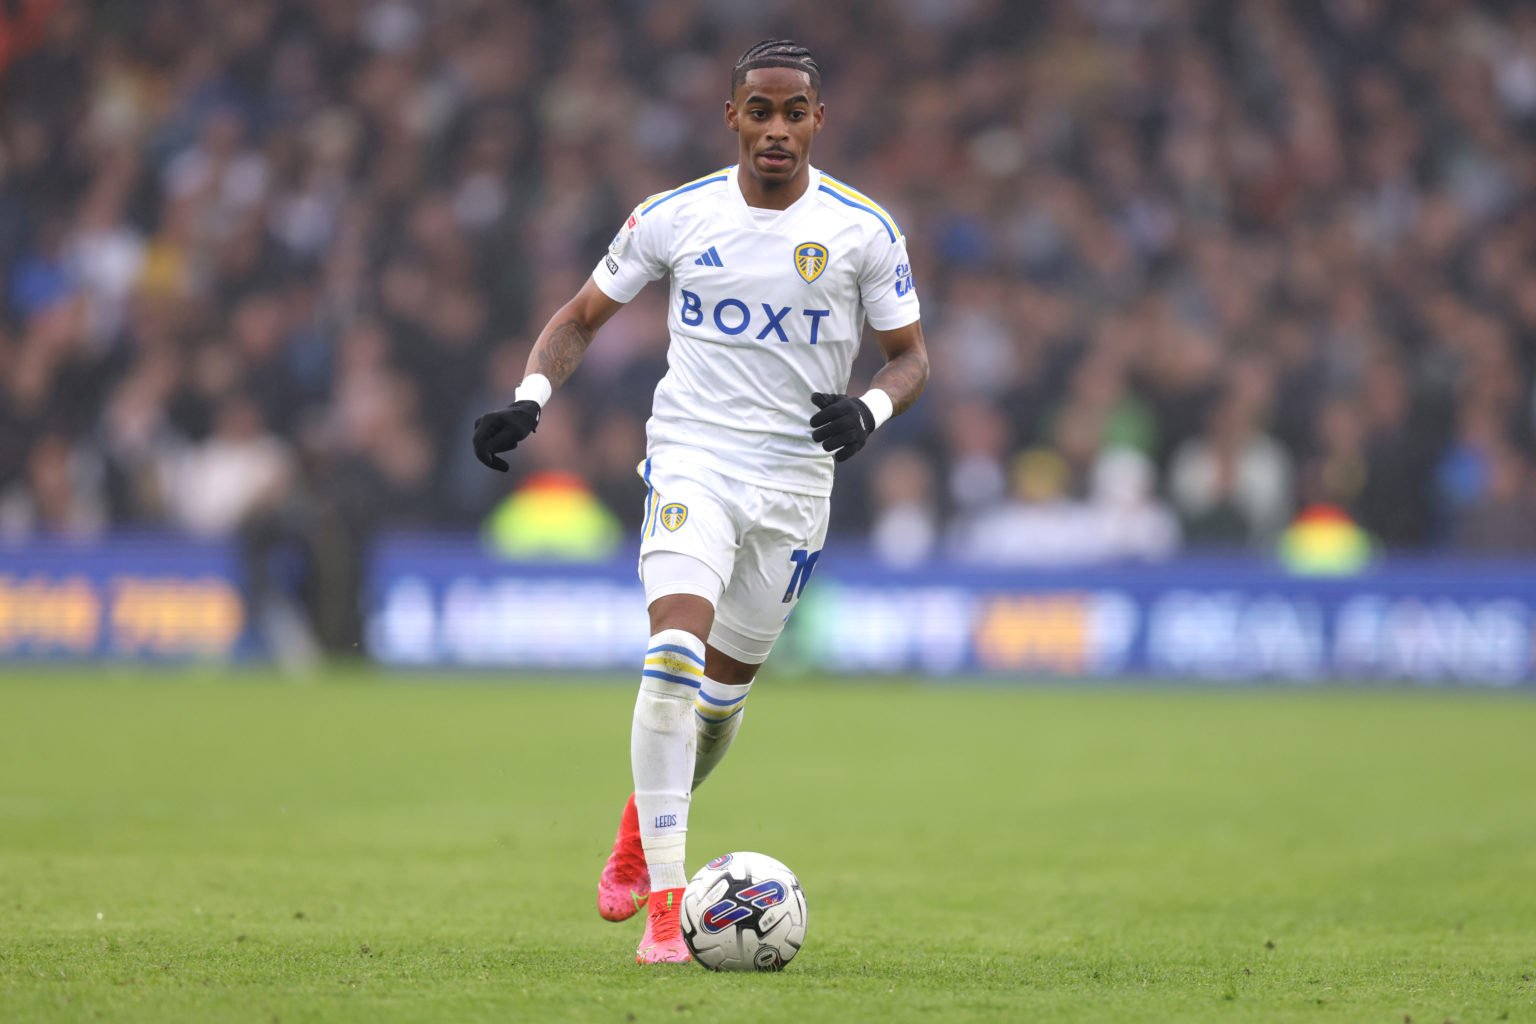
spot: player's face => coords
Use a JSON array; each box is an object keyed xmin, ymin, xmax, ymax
[{"xmin": 726, "ymin": 68, "xmax": 823, "ymax": 186}]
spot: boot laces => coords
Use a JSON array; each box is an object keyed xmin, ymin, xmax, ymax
[{"xmin": 649, "ymin": 889, "xmax": 683, "ymax": 941}]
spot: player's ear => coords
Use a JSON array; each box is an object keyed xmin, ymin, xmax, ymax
[
  {"xmin": 725, "ymin": 100, "xmax": 739, "ymax": 133},
  {"xmin": 813, "ymin": 103, "xmax": 825, "ymax": 134}
]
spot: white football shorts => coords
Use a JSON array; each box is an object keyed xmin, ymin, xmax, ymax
[{"xmin": 636, "ymin": 448, "xmax": 830, "ymax": 664}]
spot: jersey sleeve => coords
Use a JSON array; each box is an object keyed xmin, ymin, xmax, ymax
[
  {"xmin": 858, "ymin": 230, "xmax": 921, "ymax": 331},
  {"xmin": 592, "ymin": 202, "xmax": 671, "ymax": 303}
]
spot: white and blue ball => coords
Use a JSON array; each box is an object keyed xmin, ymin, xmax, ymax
[{"xmin": 680, "ymin": 852, "xmax": 808, "ymax": 971}]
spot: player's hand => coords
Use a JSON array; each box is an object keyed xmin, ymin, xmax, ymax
[
  {"xmin": 809, "ymin": 392, "xmax": 876, "ymax": 463},
  {"xmin": 472, "ymin": 400, "xmax": 542, "ymax": 472}
]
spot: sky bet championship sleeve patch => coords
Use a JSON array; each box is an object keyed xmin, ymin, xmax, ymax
[
  {"xmin": 609, "ymin": 212, "xmax": 637, "ymax": 257},
  {"xmin": 659, "ymin": 502, "xmax": 688, "ymax": 531},
  {"xmin": 794, "ymin": 242, "xmax": 828, "ymax": 283}
]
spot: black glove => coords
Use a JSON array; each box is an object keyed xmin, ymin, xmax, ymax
[
  {"xmin": 809, "ymin": 392, "xmax": 876, "ymax": 463},
  {"xmin": 472, "ymin": 400, "xmax": 542, "ymax": 472}
]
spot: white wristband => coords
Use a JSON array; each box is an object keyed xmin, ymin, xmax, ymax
[
  {"xmin": 514, "ymin": 373, "xmax": 553, "ymax": 408},
  {"xmin": 860, "ymin": 388, "xmax": 894, "ymax": 431}
]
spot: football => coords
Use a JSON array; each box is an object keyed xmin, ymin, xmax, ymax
[{"xmin": 680, "ymin": 852, "xmax": 808, "ymax": 971}]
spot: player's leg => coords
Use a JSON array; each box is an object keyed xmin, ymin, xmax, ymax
[
  {"xmin": 694, "ymin": 486, "xmax": 832, "ymax": 789},
  {"xmin": 633, "ymin": 581, "xmax": 716, "ymax": 896},
  {"xmin": 613, "ymin": 458, "xmax": 747, "ymax": 963},
  {"xmin": 598, "ymin": 552, "xmax": 720, "ymax": 925},
  {"xmin": 597, "ymin": 566, "xmax": 752, "ymax": 919},
  {"xmin": 597, "ymin": 592, "xmax": 711, "ymax": 926},
  {"xmin": 599, "ymin": 461, "xmax": 739, "ymax": 930},
  {"xmin": 691, "ymin": 634, "xmax": 762, "ymax": 791},
  {"xmin": 630, "ymin": 556, "xmax": 724, "ymax": 963}
]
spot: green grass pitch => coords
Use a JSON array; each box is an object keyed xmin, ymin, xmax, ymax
[{"xmin": 1, "ymin": 672, "xmax": 1533, "ymax": 1023}]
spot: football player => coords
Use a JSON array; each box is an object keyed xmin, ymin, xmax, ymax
[{"xmin": 473, "ymin": 39, "xmax": 928, "ymax": 964}]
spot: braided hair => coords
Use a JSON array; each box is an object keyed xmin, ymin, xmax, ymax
[{"xmin": 731, "ymin": 39, "xmax": 821, "ymax": 97}]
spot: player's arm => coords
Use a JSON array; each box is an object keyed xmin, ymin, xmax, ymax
[
  {"xmin": 472, "ymin": 278, "xmax": 624, "ymax": 472},
  {"xmin": 868, "ymin": 320, "xmax": 929, "ymax": 416},
  {"xmin": 811, "ymin": 320, "xmax": 928, "ymax": 463},
  {"xmin": 526, "ymin": 277, "xmax": 625, "ymax": 389}
]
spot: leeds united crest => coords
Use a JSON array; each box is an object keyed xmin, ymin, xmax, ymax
[
  {"xmin": 794, "ymin": 242, "xmax": 828, "ymax": 283},
  {"xmin": 660, "ymin": 502, "xmax": 688, "ymax": 531}
]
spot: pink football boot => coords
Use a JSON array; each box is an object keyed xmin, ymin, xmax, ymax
[
  {"xmin": 597, "ymin": 794, "xmax": 650, "ymax": 922},
  {"xmin": 635, "ymin": 887, "xmax": 691, "ymax": 965}
]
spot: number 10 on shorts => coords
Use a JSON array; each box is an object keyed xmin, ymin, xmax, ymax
[{"xmin": 782, "ymin": 549, "xmax": 821, "ymax": 603}]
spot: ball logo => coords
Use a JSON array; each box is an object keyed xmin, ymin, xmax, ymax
[
  {"xmin": 698, "ymin": 878, "xmax": 787, "ymax": 934},
  {"xmin": 701, "ymin": 898, "xmax": 754, "ymax": 934},
  {"xmin": 738, "ymin": 880, "xmax": 786, "ymax": 908},
  {"xmin": 794, "ymin": 242, "xmax": 828, "ymax": 283},
  {"xmin": 705, "ymin": 854, "xmax": 733, "ymax": 870},
  {"xmin": 660, "ymin": 503, "xmax": 688, "ymax": 531}
]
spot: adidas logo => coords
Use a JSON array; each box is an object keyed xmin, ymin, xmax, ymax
[{"xmin": 693, "ymin": 246, "xmax": 724, "ymax": 267}]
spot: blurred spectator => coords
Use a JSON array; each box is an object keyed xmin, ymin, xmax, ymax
[
  {"xmin": 1437, "ymin": 402, "xmax": 1536, "ymax": 551},
  {"xmin": 1168, "ymin": 365, "xmax": 1293, "ymax": 547},
  {"xmin": 869, "ymin": 446, "xmax": 939, "ymax": 569},
  {"xmin": 165, "ymin": 396, "xmax": 291, "ymax": 536},
  {"xmin": 0, "ymin": 0, "xmax": 1534, "ymax": 577},
  {"xmin": 954, "ymin": 445, "xmax": 1178, "ymax": 566},
  {"xmin": 0, "ymin": 431, "xmax": 106, "ymax": 537},
  {"xmin": 942, "ymin": 398, "xmax": 1011, "ymax": 531},
  {"xmin": 1449, "ymin": 443, "xmax": 1536, "ymax": 553},
  {"xmin": 1092, "ymin": 448, "xmax": 1180, "ymax": 562}
]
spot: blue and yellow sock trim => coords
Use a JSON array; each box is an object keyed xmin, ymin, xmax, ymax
[
  {"xmin": 642, "ymin": 635, "xmax": 705, "ymax": 690},
  {"xmin": 694, "ymin": 684, "xmax": 748, "ymax": 723}
]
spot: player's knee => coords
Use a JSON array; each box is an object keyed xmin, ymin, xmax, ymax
[
  {"xmin": 647, "ymin": 593, "xmax": 713, "ymax": 641},
  {"xmin": 641, "ymin": 552, "xmax": 724, "ymax": 638},
  {"xmin": 704, "ymin": 648, "xmax": 758, "ymax": 685}
]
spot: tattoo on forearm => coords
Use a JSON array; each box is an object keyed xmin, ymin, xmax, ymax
[
  {"xmin": 871, "ymin": 349, "xmax": 930, "ymax": 415},
  {"xmin": 530, "ymin": 319, "xmax": 594, "ymax": 389}
]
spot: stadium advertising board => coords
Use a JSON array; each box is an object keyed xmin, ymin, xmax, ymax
[
  {"xmin": 0, "ymin": 537, "xmax": 249, "ymax": 661},
  {"xmin": 368, "ymin": 538, "xmax": 1536, "ymax": 685},
  {"xmin": 5, "ymin": 534, "xmax": 1530, "ymax": 683}
]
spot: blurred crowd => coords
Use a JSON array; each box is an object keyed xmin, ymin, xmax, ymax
[{"xmin": 4, "ymin": 0, "xmax": 1536, "ymax": 597}]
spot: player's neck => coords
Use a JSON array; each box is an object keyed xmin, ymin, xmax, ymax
[{"xmin": 735, "ymin": 164, "xmax": 811, "ymax": 211}]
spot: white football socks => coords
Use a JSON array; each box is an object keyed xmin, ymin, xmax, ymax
[
  {"xmin": 632, "ymin": 629, "xmax": 705, "ymax": 891},
  {"xmin": 693, "ymin": 676, "xmax": 753, "ymax": 789}
]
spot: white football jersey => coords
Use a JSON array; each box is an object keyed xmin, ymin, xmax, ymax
[{"xmin": 592, "ymin": 164, "xmax": 920, "ymax": 497}]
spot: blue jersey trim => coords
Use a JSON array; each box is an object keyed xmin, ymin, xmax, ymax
[
  {"xmin": 817, "ymin": 184, "xmax": 897, "ymax": 242},
  {"xmin": 642, "ymin": 668, "xmax": 702, "ymax": 689},
  {"xmin": 642, "ymin": 457, "xmax": 654, "ymax": 536},
  {"xmin": 647, "ymin": 643, "xmax": 706, "ymax": 667},
  {"xmin": 642, "ymin": 175, "xmax": 729, "ymax": 215}
]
